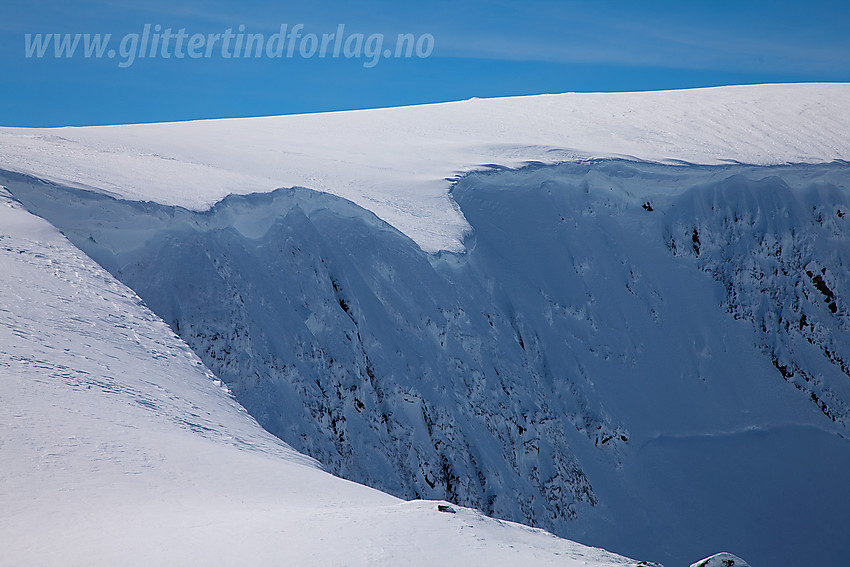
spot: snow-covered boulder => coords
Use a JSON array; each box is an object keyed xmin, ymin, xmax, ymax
[{"xmin": 690, "ymin": 552, "xmax": 751, "ymax": 567}]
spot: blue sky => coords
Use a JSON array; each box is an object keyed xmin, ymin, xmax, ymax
[{"xmin": 2, "ymin": 0, "xmax": 849, "ymax": 126}]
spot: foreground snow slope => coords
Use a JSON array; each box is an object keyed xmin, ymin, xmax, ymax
[
  {"xmin": 0, "ymin": 191, "xmax": 642, "ymax": 567},
  {"xmin": 1, "ymin": 83, "xmax": 849, "ymax": 252}
]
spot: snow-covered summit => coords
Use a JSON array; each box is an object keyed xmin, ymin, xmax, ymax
[{"xmin": 1, "ymin": 83, "xmax": 848, "ymax": 252}]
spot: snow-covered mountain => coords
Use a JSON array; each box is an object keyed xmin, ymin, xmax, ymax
[
  {"xmin": 2, "ymin": 84, "xmax": 850, "ymax": 566},
  {"xmin": 0, "ymin": 190, "xmax": 645, "ymax": 567}
]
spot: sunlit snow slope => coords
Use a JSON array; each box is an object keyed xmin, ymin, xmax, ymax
[{"xmin": 0, "ymin": 190, "xmax": 644, "ymax": 567}]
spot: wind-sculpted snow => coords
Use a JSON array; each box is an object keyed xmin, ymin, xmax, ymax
[
  {"xmin": 5, "ymin": 160, "xmax": 850, "ymax": 567},
  {"xmin": 1, "ymin": 84, "xmax": 849, "ymax": 253}
]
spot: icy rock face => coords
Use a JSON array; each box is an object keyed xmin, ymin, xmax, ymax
[
  {"xmin": 5, "ymin": 160, "xmax": 850, "ymax": 564},
  {"xmin": 665, "ymin": 170, "xmax": 850, "ymax": 424}
]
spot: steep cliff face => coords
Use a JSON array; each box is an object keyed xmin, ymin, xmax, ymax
[
  {"xmin": 664, "ymin": 172, "xmax": 850, "ymax": 424},
  {"xmin": 6, "ymin": 160, "xmax": 850, "ymax": 567},
  {"xmin": 5, "ymin": 179, "xmax": 606, "ymax": 529}
]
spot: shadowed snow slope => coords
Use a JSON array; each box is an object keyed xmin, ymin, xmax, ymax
[
  {"xmin": 0, "ymin": 191, "xmax": 643, "ymax": 567},
  {"xmin": 1, "ymin": 83, "xmax": 849, "ymax": 252}
]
